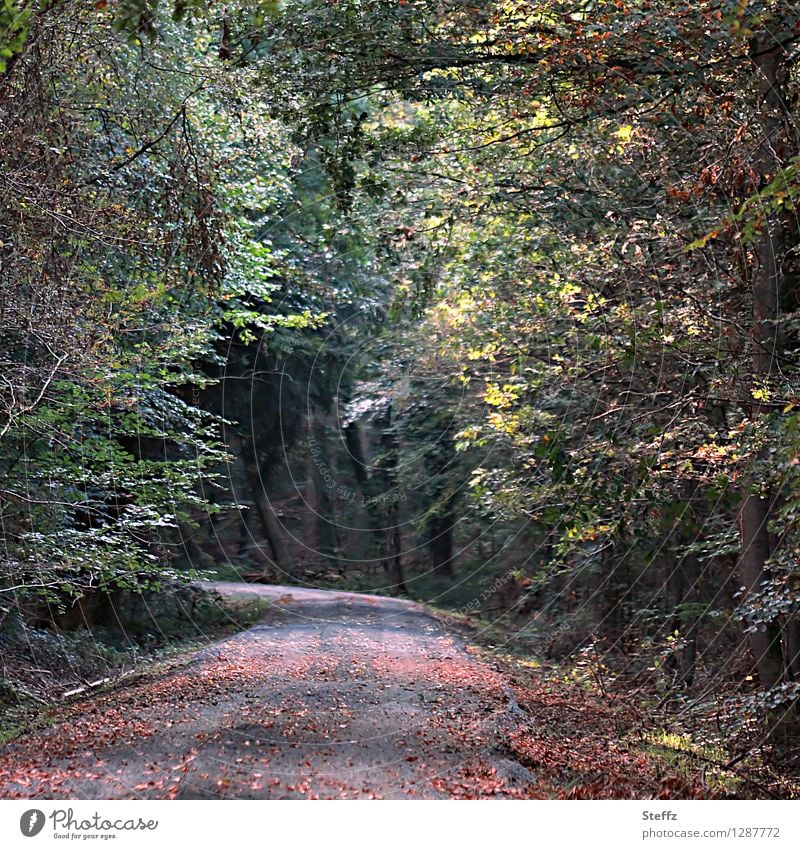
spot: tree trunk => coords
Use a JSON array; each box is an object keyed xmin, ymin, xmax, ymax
[
  {"xmin": 679, "ymin": 570, "xmax": 699, "ymax": 689},
  {"xmin": 375, "ymin": 403, "xmax": 405, "ymax": 576},
  {"xmin": 244, "ymin": 454, "xmax": 289, "ymax": 576},
  {"xmin": 738, "ymin": 494, "xmax": 784, "ymax": 688},
  {"xmin": 786, "ymin": 615, "xmax": 800, "ymax": 681},
  {"xmin": 670, "ymin": 547, "xmax": 701, "ymax": 689},
  {"xmin": 308, "ymin": 414, "xmax": 340, "ymax": 565},
  {"xmin": 344, "ymin": 421, "xmax": 369, "ymax": 486},
  {"xmin": 428, "ymin": 509, "xmax": 455, "ymax": 577},
  {"xmin": 387, "ymin": 500, "xmax": 408, "ymax": 595},
  {"xmin": 736, "ymin": 31, "xmax": 792, "ymax": 690},
  {"xmin": 599, "ymin": 536, "xmax": 628, "ymax": 637}
]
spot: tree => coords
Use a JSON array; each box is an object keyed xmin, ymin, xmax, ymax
[
  {"xmin": 0, "ymin": 2, "xmax": 318, "ymax": 609},
  {"xmin": 243, "ymin": 0, "xmax": 800, "ymax": 725}
]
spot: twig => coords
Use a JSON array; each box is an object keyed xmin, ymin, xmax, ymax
[{"xmin": 0, "ymin": 354, "xmax": 68, "ymax": 439}]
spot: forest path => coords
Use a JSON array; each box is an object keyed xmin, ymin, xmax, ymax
[
  {"xmin": 0, "ymin": 583, "xmax": 542, "ymax": 799},
  {"xmin": 0, "ymin": 583, "xmax": 700, "ymax": 799}
]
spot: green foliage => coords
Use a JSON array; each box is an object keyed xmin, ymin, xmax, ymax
[
  {"xmin": 0, "ymin": 2, "xmax": 329, "ymax": 613},
  {"xmin": 242, "ymin": 0, "xmax": 800, "ymax": 744},
  {"xmin": 0, "ymin": 0, "xmax": 33, "ymax": 73}
]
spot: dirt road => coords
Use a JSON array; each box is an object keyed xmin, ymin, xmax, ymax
[{"xmin": 0, "ymin": 583, "xmax": 541, "ymax": 799}]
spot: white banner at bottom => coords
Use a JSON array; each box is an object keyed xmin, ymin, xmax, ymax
[{"xmin": 0, "ymin": 799, "xmax": 797, "ymax": 849}]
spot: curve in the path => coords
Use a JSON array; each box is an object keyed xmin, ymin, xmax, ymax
[{"xmin": 0, "ymin": 583, "xmax": 537, "ymax": 799}]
